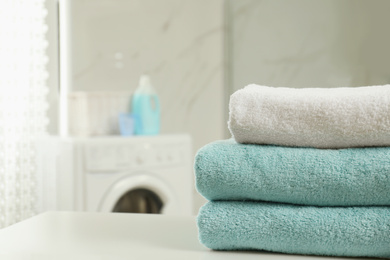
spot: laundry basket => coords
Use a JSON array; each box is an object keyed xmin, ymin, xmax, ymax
[{"xmin": 68, "ymin": 91, "xmax": 132, "ymax": 136}]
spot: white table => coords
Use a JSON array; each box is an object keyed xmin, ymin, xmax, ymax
[{"xmin": 0, "ymin": 212, "xmax": 361, "ymax": 260}]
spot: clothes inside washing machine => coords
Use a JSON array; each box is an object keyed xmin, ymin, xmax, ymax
[{"xmin": 112, "ymin": 188, "xmax": 163, "ymax": 214}]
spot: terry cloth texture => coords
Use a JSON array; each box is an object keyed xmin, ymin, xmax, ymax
[
  {"xmin": 197, "ymin": 201, "xmax": 390, "ymax": 258},
  {"xmin": 195, "ymin": 139, "xmax": 390, "ymax": 206},
  {"xmin": 228, "ymin": 84, "xmax": 390, "ymax": 149}
]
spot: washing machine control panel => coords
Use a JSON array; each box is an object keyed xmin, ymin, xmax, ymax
[{"xmin": 83, "ymin": 140, "xmax": 190, "ymax": 172}]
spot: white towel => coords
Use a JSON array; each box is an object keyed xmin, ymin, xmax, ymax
[{"xmin": 228, "ymin": 84, "xmax": 390, "ymax": 148}]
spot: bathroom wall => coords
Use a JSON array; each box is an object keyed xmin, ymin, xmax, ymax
[
  {"xmin": 47, "ymin": 0, "xmax": 390, "ymax": 135},
  {"xmin": 70, "ymin": 0, "xmax": 225, "ymax": 153},
  {"xmin": 227, "ymin": 0, "xmax": 390, "ymax": 92}
]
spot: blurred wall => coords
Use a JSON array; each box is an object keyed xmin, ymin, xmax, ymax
[
  {"xmin": 227, "ymin": 0, "xmax": 390, "ymax": 92},
  {"xmin": 71, "ymin": 0, "xmax": 225, "ymax": 155}
]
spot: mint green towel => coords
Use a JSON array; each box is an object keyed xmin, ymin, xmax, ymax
[
  {"xmin": 195, "ymin": 139, "xmax": 390, "ymax": 206},
  {"xmin": 197, "ymin": 201, "xmax": 390, "ymax": 258}
]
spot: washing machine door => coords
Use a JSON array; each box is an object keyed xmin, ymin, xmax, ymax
[{"xmin": 99, "ymin": 174, "xmax": 179, "ymax": 215}]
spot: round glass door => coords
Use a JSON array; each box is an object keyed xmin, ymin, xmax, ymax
[{"xmin": 112, "ymin": 188, "xmax": 163, "ymax": 214}]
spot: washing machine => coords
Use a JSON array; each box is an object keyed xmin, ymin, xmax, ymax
[{"xmin": 37, "ymin": 134, "xmax": 193, "ymax": 215}]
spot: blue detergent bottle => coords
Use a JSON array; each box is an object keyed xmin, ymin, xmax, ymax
[{"xmin": 132, "ymin": 74, "xmax": 160, "ymax": 135}]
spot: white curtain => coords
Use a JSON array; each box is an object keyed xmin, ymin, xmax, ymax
[{"xmin": 0, "ymin": 0, "xmax": 49, "ymax": 228}]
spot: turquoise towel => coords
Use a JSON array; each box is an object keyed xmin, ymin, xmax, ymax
[
  {"xmin": 197, "ymin": 201, "xmax": 390, "ymax": 258},
  {"xmin": 195, "ymin": 139, "xmax": 390, "ymax": 206}
]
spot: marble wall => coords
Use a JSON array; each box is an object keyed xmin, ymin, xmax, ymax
[
  {"xmin": 71, "ymin": 0, "xmax": 225, "ymax": 154},
  {"xmin": 227, "ymin": 0, "xmax": 390, "ymax": 92}
]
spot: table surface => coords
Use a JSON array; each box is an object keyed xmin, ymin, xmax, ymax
[{"xmin": 0, "ymin": 212, "xmax": 363, "ymax": 260}]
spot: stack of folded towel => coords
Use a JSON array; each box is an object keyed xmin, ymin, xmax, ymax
[{"xmin": 195, "ymin": 85, "xmax": 390, "ymax": 258}]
